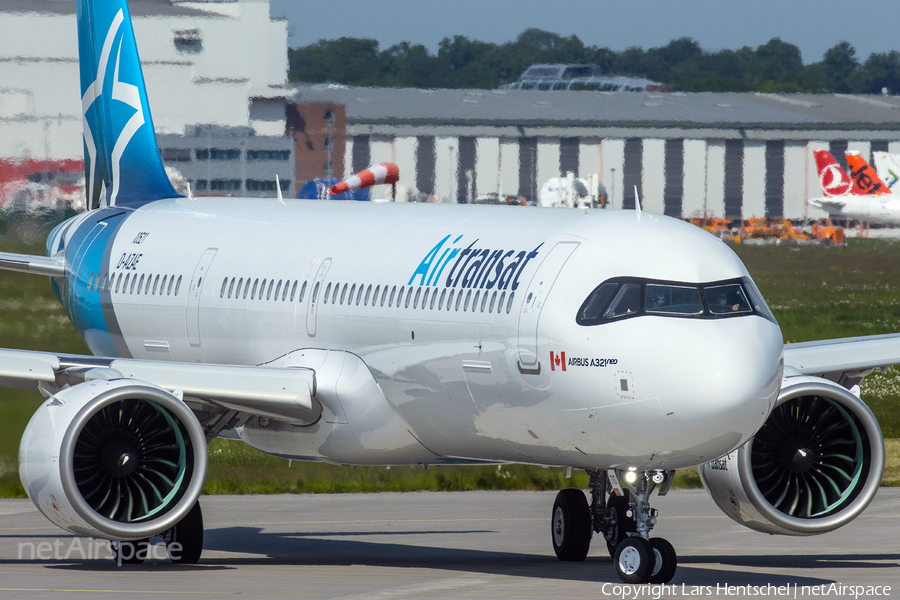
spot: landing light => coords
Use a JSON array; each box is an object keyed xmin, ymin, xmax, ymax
[{"xmin": 624, "ymin": 469, "xmax": 638, "ymax": 484}]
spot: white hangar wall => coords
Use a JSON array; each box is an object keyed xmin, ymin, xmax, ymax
[{"xmin": 344, "ymin": 130, "xmax": 900, "ymax": 220}]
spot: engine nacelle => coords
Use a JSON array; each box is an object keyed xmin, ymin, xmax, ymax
[
  {"xmin": 19, "ymin": 379, "xmax": 207, "ymax": 540},
  {"xmin": 699, "ymin": 375, "xmax": 884, "ymax": 536}
]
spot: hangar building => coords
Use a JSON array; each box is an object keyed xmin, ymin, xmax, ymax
[{"xmin": 290, "ymin": 86, "xmax": 900, "ymax": 220}]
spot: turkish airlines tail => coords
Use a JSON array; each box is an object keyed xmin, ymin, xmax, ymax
[
  {"xmin": 814, "ymin": 149, "xmax": 857, "ymax": 197},
  {"xmin": 845, "ymin": 151, "xmax": 890, "ymax": 196}
]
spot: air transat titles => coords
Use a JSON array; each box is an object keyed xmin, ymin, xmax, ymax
[{"xmin": 408, "ymin": 234, "xmax": 543, "ymax": 290}]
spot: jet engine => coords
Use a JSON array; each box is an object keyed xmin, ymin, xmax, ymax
[
  {"xmin": 699, "ymin": 375, "xmax": 884, "ymax": 535},
  {"xmin": 19, "ymin": 378, "xmax": 207, "ymax": 540}
]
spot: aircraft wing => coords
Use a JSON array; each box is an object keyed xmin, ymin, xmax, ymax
[
  {"xmin": 0, "ymin": 252, "xmax": 65, "ymax": 277},
  {"xmin": 806, "ymin": 197, "xmax": 845, "ymax": 211},
  {"xmin": 0, "ymin": 348, "xmax": 317, "ymax": 426},
  {"xmin": 783, "ymin": 332, "xmax": 900, "ymax": 385}
]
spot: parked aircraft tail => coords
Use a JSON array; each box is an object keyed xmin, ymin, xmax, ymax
[
  {"xmin": 78, "ymin": 0, "xmax": 179, "ymax": 210},
  {"xmin": 872, "ymin": 151, "xmax": 900, "ymax": 190},
  {"xmin": 845, "ymin": 151, "xmax": 890, "ymax": 196},
  {"xmin": 813, "ymin": 149, "xmax": 856, "ymax": 197}
]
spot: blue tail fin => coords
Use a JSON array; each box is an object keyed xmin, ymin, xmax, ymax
[{"xmin": 77, "ymin": 0, "xmax": 180, "ymax": 209}]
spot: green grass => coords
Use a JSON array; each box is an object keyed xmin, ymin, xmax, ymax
[{"xmin": 1, "ymin": 234, "xmax": 900, "ymax": 497}]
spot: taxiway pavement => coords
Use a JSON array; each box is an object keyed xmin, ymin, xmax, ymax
[{"xmin": 0, "ymin": 488, "xmax": 897, "ymax": 599}]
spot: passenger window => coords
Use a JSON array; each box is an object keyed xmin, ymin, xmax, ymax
[
  {"xmin": 144, "ymin": 275, "xmax": 152, "ymax": 295},
  {"xmin": 220, "ymin": 278, "xmax": 228, "ymax": 298},
  {"xmin": 126, "ymin": 273, "xmax": 133, "ymax": 293},
  {"xmin": 312, "ymin": 281, "xmax": 320, "ymax": 302},
  {"xmin": 705, "ymin": 283, "xmax": 753, "ymax": 315},
  {"xmin": 267, "ymin": 280, "xmax": 275, "ymax": 300},
  {"xmin": 506, "ymin": 292, "xmax": 515, "ymax": 314},
  {"xmin": 405, "ymin": 287, "xmax": 413, "ymax": 308},
  {"xmin": 439, "ymin": 288, "xmax": 446, "ymax": 310},
  {"xmin": 160, "ymin": 274, "xmax": 167, "ymax": 295},
  {"xmin": 323, "ymin": 282, "xmax": 332, "ymax": 303},
  {"xmin": 116, "ymin": 273, "xmax": 123, "ymax": 293},
  {"xmin": 389, "ymin": 286, "xmax": 396, "ymax": 307},
  {"xmin": 88, "ymin": 272, "xmax": 95, "ymax": 290},
  {"xmin": 398, "ymin": 286, "xmax": 405, "ymax": 307},
  {"xmin": 373, "ymin": 285, "xmax": 380, "ymax": 306},
  {"xmin": 489, "ymin": 291, "xmax": 497, "ymax": 312},
  {"xmin": 468, "ymin": 290, "xmax": 476, "ymax": 311},
  {"xmin": 275, "ymin": 280, "xmax": 283, "ymax": 301},
  {"xmin": 645, "ymin": 284, "xmax": 703, "ymax": 315},
  {"xmin": 243, "ymin": 278, "xmax": 250, "ymax": 299},
  {"xmin": 579, "ymin": 282, "xmax": 619, "ymax": 323},
  {"xmin": 153, "ymin": 275, "xmax": 159, "ymax": 296},
  {"xmin": 364, "ymin": 284, "xmax": 372, "ymax": 305},
  {"xmin": 341, "ymin": 284, "xmax": 349, "ymax": 304},
  {"xmin": 456, "ymin": 290, "xmax": 464, "ymax": 311},
  {"xmin": 252, "ymin": 279, "xmax": 260, "ymax": 300},
  {"xmin": 413, "ymin": 287, "xmax": 421, "ymax": 308},
  {"xmin": 290, "ymin": 281, "xmax": 297, "ymax": 302},
  {"xmin": 604, "ymin": 283, "xmax": 641, "ymax": 318},
  {"xmin": 498, "ymin": 291, "xmax": 506, "ymax": 313},
  {"xmin": 298, "ymin": 281, "xmax": 307, "ymax": 302},
  {"xmin": 447, "ymin": 289, "xmax": 455, "ymax": 310},
  {"xmin": 480, "ymin": 291, "xmax": 488, "ymax": 312},
  {"xmin": 173, "ymin": 275, "xmax": 181, "ymax": 296},
  {"xmin": 429, "ymin": 288, "xmax": 437, "ymax": 309},
  {"xmin": 356, "ymin": 284, "xmax": 363, "ymax": 305}
]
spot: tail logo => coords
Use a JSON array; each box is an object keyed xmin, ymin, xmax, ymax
[
  {"xmin": 81, "ymin": 9, "xmax": 146, "ymax": 207},
  {"xmin": 818, "ymin": 164, "xmax": 852, "ymax": 196}
]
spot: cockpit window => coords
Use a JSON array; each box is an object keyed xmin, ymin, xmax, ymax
[
  {"xmin": 604, "ymin": 283, "xmax": 642, "ymax": 318},
  {"xmin": 576, "ymin": 276, "xmax": 777, "ymax": 326},
  {"xmin": 704, "ymin": 283, "xmax": 752, "ymax": 315},
  {"xmin": 579, "ymin": 282, "xmax": 618, "ymax": 321},
  {"xmin": 645, "ymin": 284, "xmax": 703, "ymax": 315}
]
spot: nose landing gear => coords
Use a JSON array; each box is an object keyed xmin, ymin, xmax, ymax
[{"xmin": 551, "ymin": 468, "xmax": 677, "ymax": 584}]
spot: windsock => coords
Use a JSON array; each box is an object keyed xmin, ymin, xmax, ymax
[
  {"xmin": 330, "ymin": 163, "xmax": 399, "ymax": 195},
  {"xmin": 845, "ymin": 151, "xmax": 890, "ymax": 196}
]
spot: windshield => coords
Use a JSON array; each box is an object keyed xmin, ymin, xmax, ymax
[{"xmin": 577, "ymin": 277, "xmax": 777, "ymax": 326}]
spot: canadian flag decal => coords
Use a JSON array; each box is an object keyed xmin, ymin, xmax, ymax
[{"xmin": 550, "ymin": 351, "xmax": 566, "ymax": 371}]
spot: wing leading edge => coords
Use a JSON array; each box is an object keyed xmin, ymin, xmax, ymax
[
  {"xmin": 783, "ymin": 332, "xmax": 900, "ymax": 386},
  {"xmin": 0, "ymin": 252, "xmax": 65, "ymax": 277}
]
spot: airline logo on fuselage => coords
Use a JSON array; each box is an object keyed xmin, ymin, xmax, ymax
[{"xmin": 408, "ymin": 235, "xmax": 542, "ymax": 290}]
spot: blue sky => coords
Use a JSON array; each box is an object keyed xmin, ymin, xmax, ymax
[{"xmin": 271, "ymin": 0, "xmax": 899, "ymax": 65}]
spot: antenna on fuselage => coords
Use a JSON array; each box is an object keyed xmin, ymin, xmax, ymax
[
  {"xmin": 634, "ymin": 185, "xmax": 642, "ymax": 222},
  {"xmin": 275, "ymin": 174, "xmax": 285, "ymax": 206}
]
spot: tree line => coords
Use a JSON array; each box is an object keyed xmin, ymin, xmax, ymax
[{"xmin": 288, "ymin": 29, "xmax": 900, "ymax": 95}]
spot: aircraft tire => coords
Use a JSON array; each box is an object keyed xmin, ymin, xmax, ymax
[
  {"xmin": 605, "ymin": 493, "xmax": 637, "ymax": 557},
  {"xmin": 168, "ymin": 501, "xmax": 203, "ymax": 564},
  {"xmin": 648, "ymin": 537, "xmax": 677, "ymax": 584},
  {"xmin": 551, "ymin": 489, "xmax": 592, "ymax": 561},
  {"xmin": 614, "ymin": 537, "xmax": 652, "ymax": 583}
]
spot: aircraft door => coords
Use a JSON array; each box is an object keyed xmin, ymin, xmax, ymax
[
  {"xmin": 306, "ymin": 258, "xmax": 332, "ymax": 337},
  {"xmin": 186, "ymin": 248, "xmax": 217, "ymax": 347},
  {"xmin": 516, "ymin": 242, "xmax": 578, "ymax": 371}
]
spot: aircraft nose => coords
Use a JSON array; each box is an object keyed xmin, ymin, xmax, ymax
[{"xmin": 655, "ymin": 317, "xmax": 783, "ymax": 453}]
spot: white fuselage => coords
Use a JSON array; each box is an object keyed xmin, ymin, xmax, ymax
[
  {"xmin": 53, "ymin": 198, "xmax": 784, "ymax": 472},
  {"xmin": 809, "ymin": 195, "xmax": 900, "ymax": 226}
]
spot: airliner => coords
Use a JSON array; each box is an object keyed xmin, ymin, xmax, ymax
[
  {"xmin": 1, "ymin": 0, "xmax": 898, "ymax": 585},
  {"xmin": 809, "ymin": 149, "xmax": 900, "ymax": 225}
]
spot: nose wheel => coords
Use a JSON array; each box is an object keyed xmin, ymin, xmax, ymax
[{"xmin": 550, "ymin": 468, "xmax": 678, "ymax": 584}]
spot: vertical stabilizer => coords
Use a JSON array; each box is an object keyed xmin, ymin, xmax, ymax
[
  {"xmin": 872, "ymin": 151, "xmax": 900, "ymax": 190},
  {"xmin": 77, "ymin": 0, "xmax": 179, "ymax": 209},
  {"xmin": 845, "ymin": 152, "xmax": 890, "ymax": 196},
  {"xmin": 813, "ymin": 149, "xmax": 857, "ymax": 197}
]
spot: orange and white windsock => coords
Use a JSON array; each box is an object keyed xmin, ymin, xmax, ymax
[{"xmin": 330, "ymin": 163, "xmax": 399, "ymax": 195}]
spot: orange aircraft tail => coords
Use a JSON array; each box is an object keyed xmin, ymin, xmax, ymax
[{"xmin": 845, "ymin": 151, "xmax": 890, "ymax": 196}]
